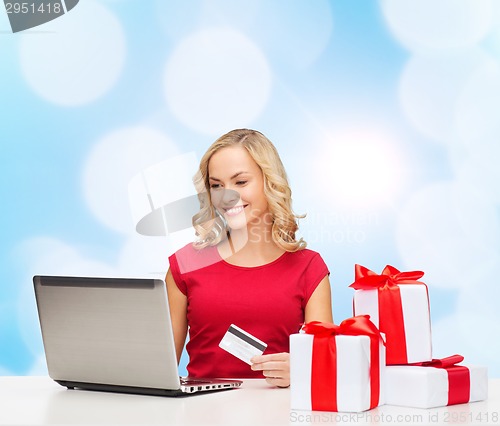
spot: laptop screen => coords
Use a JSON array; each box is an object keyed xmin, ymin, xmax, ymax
[{"xmin": 33, "ymin": 276, "xmax": 181, "ymax": 390}]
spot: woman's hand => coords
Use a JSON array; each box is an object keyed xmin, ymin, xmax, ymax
[{"xmin": 250, "ymin": 353, "xmax": 290, "ymax": 388}]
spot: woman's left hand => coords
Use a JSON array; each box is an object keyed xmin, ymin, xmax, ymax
[{"xmin": 250, "ymin": 352, "xmax": 290, "ymax": 388}]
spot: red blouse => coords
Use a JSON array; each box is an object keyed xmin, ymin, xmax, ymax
[{"xmin": 168, "ymin": 243, "xmax": 329, "ymax": 378}]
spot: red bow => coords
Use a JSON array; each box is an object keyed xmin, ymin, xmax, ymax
[
  {"xmin": 349, "ymin": 264, "xmax": 424, "ymax": 290},
  {"xmin": 417, "ymin": 354, "xmax": 464, "ymax": 368},
  {"xmin": 349, "ymin": 264, "xmax": 428, "ymax": 364},
  {"xmin": 302, "ymin": 316, "xmax": 384, "ymax": 411},
  {"xmin": 412, "ymin": 355, "xmax": 470, "ymax": 405}
]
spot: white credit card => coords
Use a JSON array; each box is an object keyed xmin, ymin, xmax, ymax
[{"xmin": 219, "ymin": 324, "xmax": 267, "ymax": 365}]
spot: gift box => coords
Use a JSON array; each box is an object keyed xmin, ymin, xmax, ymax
[
  {"xmin": 350, "ymin": 264, "xmax": 432, "ymax": 365},
  {"xmin": 290, "ymin": 316, "xmax": 385, "ymax": 413},
  {"xmin": 385, "ymin": 355, "xmax": 488, "ymax": 408}
]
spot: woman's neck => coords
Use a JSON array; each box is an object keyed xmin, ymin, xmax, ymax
[{"xmin": 218, "ymin": 218, "xmax": 285, "ymax": 267}]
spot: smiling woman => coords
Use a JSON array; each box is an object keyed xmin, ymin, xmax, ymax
[
  {"xmin": 164, "ymin": 129, "xmax": 333, "ymax": 388},
  {"xmin": 192, "ymin": 129, "xmax": 305, "ymax": 253},
  {"xmin": 207, "ymin": 146, "xmax": 269, "ymax": 237}
]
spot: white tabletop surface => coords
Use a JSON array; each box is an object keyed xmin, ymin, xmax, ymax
[{"xmin": 0, "ymin": 376, "xmax": 499, "ymax": 425}]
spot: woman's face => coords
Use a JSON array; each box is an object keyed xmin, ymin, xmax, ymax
[{"xmin": 208, "ymin": 145, "xmax": 269, "ymax": 230}]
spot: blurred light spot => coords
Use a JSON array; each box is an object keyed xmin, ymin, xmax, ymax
[
  {"xmin": 315, "ymin": 130, "xmax": 403, "ymax": 207},
  {"xmin": 381, "ymin": 0, "xmax": 492, "ymax": 52},
  {"xmin": 155, "ymin": 0, "xmax": 260, "ymax": 41},
  {"xmin": 482, "ymin": 2, "xmax": 500, "ymax": 57},
  {"xmin": 451, "ymin": 146, "xmax": 500, "ymax": 205},
  {"xmin": 399, "ymin": 49, "xmax": 495, "ymax": 143},
  {"xmin": 154, "ymin": 0, "xmax": 201, "ymax": 40},
  {"xmin": 156, "ymin": 0, "xmax": 331, "ymax": 70},
  {"xmin": 83, "ymin": 127, "xmax": 180, "ymax": 234},
  {"xmin": 396, "ymin": 181, "xmax": 500, "ymax": 289},
  {"xmin": 455, "ymin": 60, "xmax": 500, "ymax": 142},
  {"xmin": 251, "ymin": 0, "xmax": 333, "ymax": 69},
  {"xmin": 198, "ymin": 0, "xmax": 260, "ymax": 28},
  {"xmin": 450, "ymin": 59, "xmax": 500, "ymax": 203},
  {"xmin": 19, "ymin": 0, "xmax": 126, "ymax": 106},
  {"xmin": 163, "ymin": 28, "xmax": 271, "ymax": 135}
]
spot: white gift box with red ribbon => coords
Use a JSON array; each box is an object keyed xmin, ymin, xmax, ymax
[
  {"xmin": 351, "ymin": 264, "xmax": 432, "ymax": 365},
  {"xmin": 290, "ymin": 317, "xmax": 385, "ymax": 413},
  {"xmin": 385, "ymin": 356, "xmax": 488, "ymax": 408}
]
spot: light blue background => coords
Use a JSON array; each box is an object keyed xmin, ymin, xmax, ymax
[{"xmin": 1, "ymin": 0, "xmax": 499, "ymax": 377}]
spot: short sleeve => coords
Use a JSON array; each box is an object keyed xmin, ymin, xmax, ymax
[
  {"xmin": 168, "ymin": 252, "xmax": 187, "ymax": 295},
  {"xmin": 168, "ymin": 243, "xmax": 221, "ymax": 296},
  {"xmin": 302, "ymin": 252, "xmax": 330, "ymax": 307}
]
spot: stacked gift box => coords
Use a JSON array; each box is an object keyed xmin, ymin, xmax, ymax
[{"xmin": 290, "ymin": 264, "xmax": 488, "ymax": 412}]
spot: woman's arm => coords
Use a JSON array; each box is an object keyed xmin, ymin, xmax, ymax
[
  {"xmin": 165, "ymin": 268, "xmax": 188, "ymax": 364},
  {"xmin": 251, "ymin": 274, "xmax": 333, "ymax": 387},
  {"xmin": 305, "ymin": 275, "xmax": 333, "ymax": 323}
]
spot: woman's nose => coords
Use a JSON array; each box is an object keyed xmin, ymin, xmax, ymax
[{"xmin": 221, "ymin": 188, "xmax": 240, "ymax": 207}]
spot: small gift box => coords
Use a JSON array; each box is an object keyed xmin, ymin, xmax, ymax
[
  {"xmin": 385, "ymin": 355, "xmax": 488, "ymax": 408},
  {"xmin": 350, "ymin": 264, "xmax": 432, "ymax": 365},
  {"xmin": 290, "ymin": 316, "xmax": 385, "ymax": 413}
]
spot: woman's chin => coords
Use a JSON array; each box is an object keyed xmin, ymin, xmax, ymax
[
  {"xmin": 224, "ymin": 214, "xmax": 247, "ymax": 231},
  {"xmin": 226, "ymin": 216, "xmax": 248, "ymax": 231}
]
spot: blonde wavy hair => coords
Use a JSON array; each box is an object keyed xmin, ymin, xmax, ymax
[{"xmin": 192, "ymin": 129, "xmax": 306, "ymax": 252}]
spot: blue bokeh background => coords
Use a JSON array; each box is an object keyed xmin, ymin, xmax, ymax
[{"xmin": 1, "ymin": 0, "xmax": 500, "ymax": 377}]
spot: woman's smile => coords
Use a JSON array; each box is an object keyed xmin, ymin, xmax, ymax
[{"xmin": 224, "ymin": 204, "xmax": 248, "ymax": 217}]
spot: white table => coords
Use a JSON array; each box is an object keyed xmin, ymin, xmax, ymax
[{"xmin": 0, "ymin": 376, "xmax": 499, "ymax": 425}]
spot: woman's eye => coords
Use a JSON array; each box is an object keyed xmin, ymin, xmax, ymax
[
  {"xmin": 236, "ymin": 181, "xmax": 247, "ymax": 185},
  {"xmin": 210, "ymin": 184, "xmax": 221, "ymax": 189}
]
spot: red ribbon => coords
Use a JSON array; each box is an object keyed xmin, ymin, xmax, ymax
[
  {"xmin": 413, "ymin": 355, "xmax": 471, "ymax": 405},
  {"xmin": 302, "ymin": 316, "xmax": 384, "ymax": 411},
  {"xmin": 349, "ymin": 264, "xmax": 427, "ymax": 364},
  {"xmin": 350, "ymin": 264, "xmax": 425, "ymax": 289}
]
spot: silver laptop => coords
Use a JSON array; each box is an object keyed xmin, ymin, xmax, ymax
[{"xmin": 33, "ymin": 275, "xmax": 242, "ymax": 396}]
